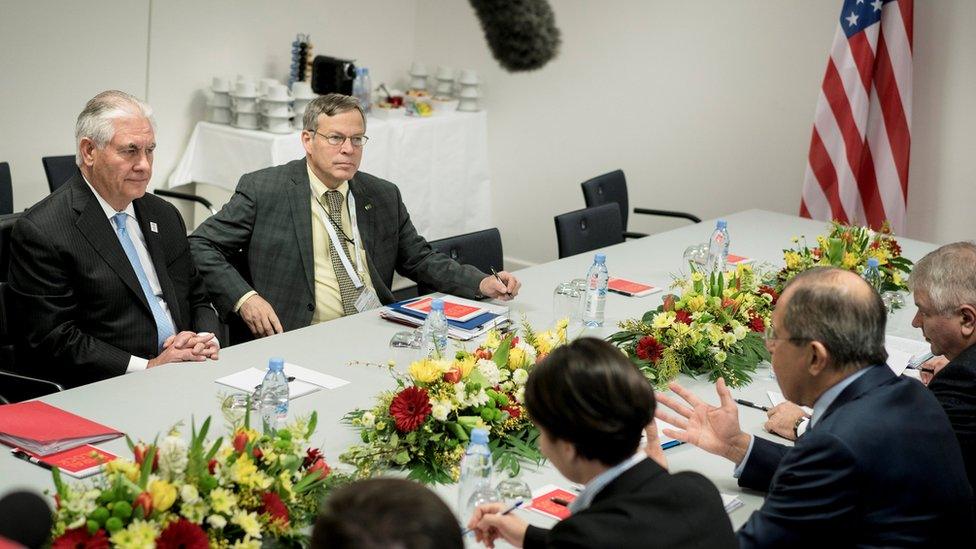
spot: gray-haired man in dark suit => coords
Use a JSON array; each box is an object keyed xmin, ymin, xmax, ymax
[
  {"xmin": 189, "ymin": 94, "xmax": 520, "ymax": 339},
  {"xmin": 9, "ymin": 90, "xmax": 219, "ymax": 388}
]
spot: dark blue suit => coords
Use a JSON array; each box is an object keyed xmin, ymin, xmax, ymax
[{"xmin": 737, "ymin": 365, "xmax": 975, "ymax": 547}]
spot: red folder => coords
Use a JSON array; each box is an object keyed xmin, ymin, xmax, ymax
[{"xmin": 0, "ymin": 401, "xmax": 122, "ymax": 456}]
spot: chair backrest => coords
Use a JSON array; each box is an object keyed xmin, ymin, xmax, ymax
[
  {"xmin": 0, "ymin": 212, "xmax": 19, "ymax": 284},
  {"xmin": 417, "ymin": 228, "xmax": 504, "ymax": 296},
  {"xmin": 0, "ymin": 162, "xmax": 12, "ymax": 215},
  {"xmin": 41, "ymin": 155, "xmax": 79, "ymax": 193},
  {"xmin": 0, "ymin": 369, "xmax": 64, "ymax": 404},
  {"xmin": 554, "ymin": 204, "xmax": 624, "ymax": 259},
  {"xmin": 0, "ymin": 213, "xmax": 23, "ymax": 371},
  {"xmin": 580, "ymin": 169, "xmax": 630, "ymax": 230}
]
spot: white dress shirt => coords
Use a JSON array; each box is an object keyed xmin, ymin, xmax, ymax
[{"xmin": 83, "ymin": 179, "xmax": 175, "ymax": 372}]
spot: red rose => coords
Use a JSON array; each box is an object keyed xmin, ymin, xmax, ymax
[
  {"xmin": 52, "ymin": 527, "xmax": 109, "ymax": 549},
  {"xmin": 662, "ymin": 294, "xmax": 676, "ymax": 312},
  {"xmin": 261, "ymin": 492, "xmax": 290, "ymax": 526},
  {"xmin": 674, "ymin": 310, "xmax": 693, "ymax": 325},
  {"xmin": 502, "ymin": 405, "xmax": 522, "ymax": 420},
  {"xmin": 635, "ymin": 336, "xmax": 664, "ymax": 362},
  {"xmin": 156, "ymin": 518, "xmax": 209, "ymax": 549},
  {"xmin": 232, "ymin": 431, "xmax": 249, "ymax": 454},
  {"xmin": 307, "ymin": 457, "xmax": 331, "ymax": 480},
  {"xmin": 303, "ymin": 448, "xmax": 324, "ymax": 469},
  {"xmin": 133, "ymin": 443, "xmax": 158, "ymax": 472},
  {"xmin": 133, "ymin": 492, "xmax": 153, "ymax": 519},
  {"xmin": 207, "ymin": 458, "xmax": 218, "ymax": 475},
  {"xmin": 510, "ymin": 336, "xmax": 520, "ymax": 348},
  {"xmin": 474, "ymin": 348, "xmax": 492, "ymax": 360},
  {"xmin": 758, "ymin": 285, "xmax": 779, "ymax": 306},
  {"xmin": 442, "ymin": 368, "xmax": 461, "ymax": 384},
  {"xmin": 749, "ymin": 316, "xmax": 766, "ymax": 333},
  {"xmin": 252, "ymin": 447, "xmax": 264, "ymax": 461},
  {"xmin": 389, "ymin": 387, "xmax": 432, "ymax": 432}
]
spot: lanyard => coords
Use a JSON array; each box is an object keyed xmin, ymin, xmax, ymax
[{"xmin": 312, "ymin": 186, "xmax": 365, "ymax": 289}]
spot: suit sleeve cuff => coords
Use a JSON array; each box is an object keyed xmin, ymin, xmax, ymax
[
  {"xmin": 523, "ymin": 525, "xmax": 549, "ymax": 549},
  {"xmin": 126, "ymin": 355, "xmax": 149, "ymax": 373},
  {"xmin": 732, "ymin": 434, "xmax": 756, "ymax": 478},
  {"xmin": 234, "ymin": 291, "xmax": 258, "ymax": 313},
  {"xmin": 796, "ymin": 418, "xmax": 809, "ymax": 437}
]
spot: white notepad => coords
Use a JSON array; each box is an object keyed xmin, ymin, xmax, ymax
[{"xmin": 215, "ymin": 362, "xmax": 349, "ymax": 398}]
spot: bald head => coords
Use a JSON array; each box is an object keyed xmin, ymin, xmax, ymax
[{"xmin": 780, "ymin": 267, "xmax": 888, "ymax": 371}]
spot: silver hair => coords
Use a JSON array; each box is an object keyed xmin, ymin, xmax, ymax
[
  {"xmin": 781, "ymin": 267, "xmax": 888, "ymax": 371},
  {"xmin": 75, "ymin": 90, "xmax": 156, "ymax": 166},
  {"xmin": 302, "ymin": 93, "xmax": 366, "ymax": 133},
  {"xmin": 909, "ymin": 241, "xmax": 976, "ymax": 314}
]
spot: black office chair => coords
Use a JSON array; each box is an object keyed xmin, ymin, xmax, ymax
[
  {"xmin": 580, "ymin": 169, "xmax": 701, "ymax": 239},
  {"xmin": 0, "ymin": 162, "xmax": 12, "ymax": 215},
  {"xmin": 554, "ymin": 204, "xmax": 624, "ymax": 259},
  {"xmin": 41, "ymin": 155, "xmax": 79, "ymax": 193},
  {"xmin": 417, "ymin": 228, "xmax": 504, "ymax": 296},
  {"xmin": 0, "ymin": 213, "xmax": 64, "ymax": 402}
]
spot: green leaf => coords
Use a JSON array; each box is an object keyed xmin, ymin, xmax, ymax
[
  {"xmin": 138, "ymin": 445, "xmax": 156, "ymax": 489},
  {"xmin": 492, "ymin": 335, "xmax": 512, "ymax": 369},
  {"xmin": 306, "ymin": 411, "xmax": 318, "ymax": 439}
]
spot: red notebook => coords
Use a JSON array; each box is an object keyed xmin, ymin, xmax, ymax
[
  {"xmin": 14, "ymin": 445, "xmax": 118, "ymax": 478},
  {"xmin": 607, "ymin": 278, "xmax": 661, "ymax": 297},
  {"xmin": 529, "ymin": 487, "xmax": 577, "ymax": 520},
  {"xmin": 0, "ymin": 401, "xmax": 123, "ymax": 456},
  {"xmin": 402, "ymin": 297, "xmax": 486, "ymax": 322}
]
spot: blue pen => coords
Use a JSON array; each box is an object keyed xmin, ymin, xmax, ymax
[{"xmin": 462, "ymin": 499, "xmax": 524, "ymax": 536}]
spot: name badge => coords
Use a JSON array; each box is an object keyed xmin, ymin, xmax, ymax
[
  {"xmin": 355, "ymin": 286, "xmax": 382, "ymax": 313},
  {"xmin": 149, "ymin": 222, "xmax": 158, "ymax": 233}
]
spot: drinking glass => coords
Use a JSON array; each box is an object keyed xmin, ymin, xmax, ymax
[
  {"xmin": 220, "ymin": 393, "xmax": 253, "ymax": 427},
  {"xmin": 552, "ymin": 282, "xmax": 577, "ymax": 324},
  {"xmin": 683, "ymin": 243, "xmax": 709, "ymax": 268},
  {"xmin": 389, "ymin": 329, "xmax": 423, "ymax": 365},
  {"xmin": 495, "ymin": 476, "xmax": 533, "ymax": 506}
]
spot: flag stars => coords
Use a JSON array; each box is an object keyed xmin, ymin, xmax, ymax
[
  {"xmin": 846, "ymin": 11, "xmax": 860, "ymax": 27},
  {"xmin": 872, "ymin": 0, "xmax": 883, "ymax": 11}
]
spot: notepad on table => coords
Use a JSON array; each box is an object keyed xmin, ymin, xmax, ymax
[
  {"xmin": 215, "ymin": 362, "xmax": 349, "ymax": 397},
  {"xmin": 15, "ymin": 445, "xmax": 118, "ymax": 478},
  {"xmin": 607, "ymin": 278, "xmax": 662, "ymax": 297},
  {"xmin": 529, "ymin": 485, "xmax": 576, "ymax": 520},
  {"xmin": 0, "ymin": 401, "xmax": 123, "ymax": 456},
  {"xmin": 721, "ymin": 493, "xmax": 744, "ymax": 514}
]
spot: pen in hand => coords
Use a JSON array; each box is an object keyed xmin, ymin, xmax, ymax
[
  {"xmin": 462, "ymin": 499, "xmax": 524, "ymax": 536},
  {"xmin": 490, "ymin": 267, "xmax": 511, "ymax": 297}
]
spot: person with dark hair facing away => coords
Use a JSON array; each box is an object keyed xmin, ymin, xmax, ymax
[
  {"xmin": 657, "ymin": 267, "xmax": 975, "ymax": 547},
  {"xmin": 311, "ymin": 478, "xmax": 462, "ymax": 549},
  {"xmin": 468, "ymin": 337, "xmax": 736, "ymax": 548}
]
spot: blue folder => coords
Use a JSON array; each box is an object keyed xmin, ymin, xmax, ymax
[{"xmin": 388, "ymin": 298, "xmax": 501, "ymax": 331}]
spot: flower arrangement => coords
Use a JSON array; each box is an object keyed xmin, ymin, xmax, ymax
[
  {"xmin": 49, "ymin": 413, "xmax": 349, "ymax": 548},
  {"xmin": 774, "ymin": 221, "xmax": 912, "ymax": 297},
  {"xmin": 608, "ymin": 264, "xmax": 773, "ymax": 388},
  {"xmin": 341, "ymin": 319, "xmax": 569, "ymax": 484}
]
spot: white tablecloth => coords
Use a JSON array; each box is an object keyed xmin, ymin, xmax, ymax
[{"xmin": 167, "ymin": 111, "xmax": 492, "ymax": 240}]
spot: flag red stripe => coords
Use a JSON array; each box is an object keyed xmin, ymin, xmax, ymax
[
  {"xmin": 847, "ymin": 31, "xmax": 876, "ymax": 94},
  {"xmin": 873, "ymin": 30, "xmax": 911, "ymax": 198},
  {"xmin": 808, "ymin": 129, "xmax": 849, "ymax": 223},
  {"xmin": 854, "ymin": 145, "xmax": 887, "ymax": 229},
  {"xmin": 799, "ymin": 200, "xmax": 811, "ymax": 219},
  {"xmin": 898, "ymin": 0, "xmax": 914, "ymax": 52},
  {"xmin": 821, "ymin": 60, "xmax": 868, "ymax": 200}
]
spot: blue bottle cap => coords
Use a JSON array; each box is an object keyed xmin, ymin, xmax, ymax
[
  {"xmin": 431, "ymin": 298, "xmax": 445, "ymax": 311},
  {"xmin": 594, "ymin": 253, "xmax": 606, "ymax": 264},
  {"xmin": 269, "ymin": 357, "xmax": 285, "ymax": 372},
  {"xmin": 866, "ymin": 257, "xmax": 880, "ymax": 268},
  {"xmin": 471, "ymin": 428, "xmax": 488, "ymax": 444},
  {"xmin": 716, "ymin": 219, "xmax": 727, "ymax": 229}
]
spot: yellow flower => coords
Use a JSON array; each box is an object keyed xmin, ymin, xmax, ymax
[
  {"xmin": 231, "ymin": 510, "xmax": 263, "ymax": 539},
  {"xmin": 842, "ymin": 252, "xmax": 860, "ymax": 270},
  {"xmin": 691, "ymin": 272, "xmax": 704, "ymax": 283},
  {"xmin": 457, "ymin": 356, "xmax": 476, "ymax": 379},
  {"xmin": 484, "ymin": 330, "xmax": 501, "ymax": 349},
  {"xmin": 409, "ymin": 359, "xmax": 445, "ymax": 383},
  {"xmin": 651, "ymin": 312, "xmax": 676, "ymax": 330},
  {"xmin": 232, "ymin": 539, "xmax": 262, "ymax": 549},
  {"xmin": 686, "ymin": 295, "xmax": 707, "ymax": 312},
  {"xmin": 706, "ymin": 324, "xmax": 725, "ymax": 346},
  {"xmin": 105, "ymin": 460, "xmax": 140, "ymax": 483},
  {"xmin": 892, "ymin": 271, "xmax": 903, "ymax": 286},
  {"xmin": 209, "ymin": 487, "xmax": 238, "ymax": 514},
  {"xmin": 535, "ymin": 333, "xmax": 554, "ymax": 356},
  {"xmin": 148, "ymin": 479, "xmax": 177, "ymax": 512},
  {"xmin": 109, "ymin": 519, "xmax": 159, "ymax": 549},
  {"xmin": 714, "ymin": 350, "xmax": 728, "ymax": 363},
  {"xmin": 508, "ymin": 347, "xmax": 527, "ymax": 370},
  {"xmin": 784, "ymin": 251, "xmax": 803, "ymax": 271}
]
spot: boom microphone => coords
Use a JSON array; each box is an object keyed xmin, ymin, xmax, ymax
[
  {"xmin": 0, "ymin": 491, "xmax": 52, "ymax": 548},
  {"xmin": 468, "ymin": 0, "xmax": 561, "ymax": 72}
]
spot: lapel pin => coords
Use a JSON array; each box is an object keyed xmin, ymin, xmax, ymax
[
  {"xmin": 150, "ymin": 222, "xmax": 159, "ymax": 233},
  {"xmin": 364, "ymin": 203, "xmax": 372, "ymax": 211}
]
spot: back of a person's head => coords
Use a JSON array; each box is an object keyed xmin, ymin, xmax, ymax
[
  {"xmin": 311, "ymin": 478, "xmax": 462, "ymax": 549},
  {"xmin": 524, "ymin": 337, "xmax": 655, "ymax": 466}
]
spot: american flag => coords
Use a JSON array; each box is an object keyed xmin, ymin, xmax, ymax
[{"xmin": 800, "ymin": 0, "xmax": 913, "ymax": 233}]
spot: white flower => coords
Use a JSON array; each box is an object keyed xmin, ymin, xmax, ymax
[
  {"xmin": 157, "ymin": 434, "xmax": 189, "ymax": 480},
  {"xmin": 180, "ymin": 484, "xmax": 199, "ymax": 504},
  {"xmin": 722, "ymin": 332, "xmax": 737, "ymax": 348},
  {"xmin": 497, "ymin": 368, "xmax": 511, "ymax": 382},
  {"xmin": 207, "ymin": 514, "xmax": 227, "ymax": 529},
  {"xmin": 514, "ymin": 386, "xmax": 525, "ymax": 403},
  {"xmin": 431, "ymin": 402, "xmax": 450, "ymax": 422},
  {"xmin": 518, "ymin": 342, "xmax": 537, "ymax": 364},
  {"xmin": 470, "ymin": 388, "xmax": 489, "ymax": 407},
  {"xmin": 475, "ymin": 359, "xmax": 501, "ymax": 385},
  {"xmin": 361, "ymin": 411, "xmax": 376, "ymax": 429},
  {"xmin": 511, "ymin": 369, "xmax": 529, "ymax": 386},
  {"xmin": 180, "ymin": 500, "xmax": 209, "ymax": 523},
  {"xmin": 732, "ymin": 324, "xmax": 749, "ymax": 340},
  {"xmin": 500, "ymin": 380, "xmax": 515, "ymax": 392}
]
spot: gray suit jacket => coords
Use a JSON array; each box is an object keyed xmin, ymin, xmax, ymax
[
  {"xmin": 8, "ymin": 174, "xmax": 219, "ymax": 388},
  {"xmin": 188, "ymin": 159, "xmax": 485, "ymax": 332}
]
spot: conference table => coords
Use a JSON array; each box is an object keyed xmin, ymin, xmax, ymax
[{"xmin": 0, "ymin": 209, "xmax": 937, "ymax": 538}]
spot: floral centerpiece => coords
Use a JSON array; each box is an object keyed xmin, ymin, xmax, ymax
[
  {"xmin": 608, "ymin": 264, "xmax": 773, "ymax": 389},
  {"xmin": 49, "ymin": 413, "xmax": 348, "ymax": 548},
  {"xmin": 774, "ymin": 221, "xmax": 912, "ymax": 298},
  {"xmin": 341, "ymin": 319, "xmax": 568, "ymax": 484}
]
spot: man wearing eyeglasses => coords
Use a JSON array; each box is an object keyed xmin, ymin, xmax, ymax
[
  {"xmin": 654, "ymin": 267, "xmax": 974, "ymax": 547},
  {"xmin": 189, "ymin": 94, "xmax": 520, "ymax": 339}
]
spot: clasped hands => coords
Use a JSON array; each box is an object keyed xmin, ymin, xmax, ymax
[{"xmin": 148, "ymin": 331, "xmax": 219, "ymax": 368}]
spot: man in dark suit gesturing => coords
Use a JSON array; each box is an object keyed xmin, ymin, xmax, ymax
[
  {"xmin": 656, "ymin": 267, "xmax": 975, "ymax": 547},
  {"xmin": 189, "ymin": 94, "xmax": 519, "ymax": 339},
  {"xmin": 9, "ymin": 90, "xmax": 219, "ymax": 388}
]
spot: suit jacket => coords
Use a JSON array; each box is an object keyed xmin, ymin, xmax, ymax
[
  {"xmin": 188, "ymin": 159, "xmax": 485, "ymax": 332},
  {"xmin": 523, "ymin": 459, "xmax": 737, "ymax": 549},
  {"xmin": 929, "ymin": 342, "xmax": 976, "ymax": 489},
  {"xmin": 8, "ymin": 174, "xmax": 218, "ymax": 388},
  {"xmin": 737, "ymin": 364, "xmax": 975, "ymax": 548}
]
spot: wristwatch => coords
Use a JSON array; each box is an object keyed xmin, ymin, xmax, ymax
[{"xmin": 793, "ymin": 416, "xmax": 808, "ymax": 439}]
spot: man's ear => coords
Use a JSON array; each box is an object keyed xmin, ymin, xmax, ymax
[
  {"xmin": 959, "ymin": 304, "xmax": 976, "ymax": 339},
  {"xmin": 806, "ymin": 341, "xmax": 831, "ymax": 377},
  {"xmin": 79, "ymin": 138, "xmax": 97, "ymax": 167}
]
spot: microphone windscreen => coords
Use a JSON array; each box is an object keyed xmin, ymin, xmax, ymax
[
  {"xmin": 468, "ymin": 0, "xmax": 561, "ymax": 72},
  {"xmin": 0, "ymin": 491, "xmax": 52, "ymax": 548}
]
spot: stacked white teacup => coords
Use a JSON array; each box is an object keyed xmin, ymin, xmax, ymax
[
  {"xmin": 262, "ymin": 83, "xmax": 293, "ymax": 134},
  {"xmin": 209, "ymin": 77, "xmax": 232, "ymax": 124},
  {"xmin": 230, "ymin": 78, "xmax": 261, "ymax": 129},
  {"xmin": 292, "ymin": 81, "xmax": 316, "ymax": 130}
]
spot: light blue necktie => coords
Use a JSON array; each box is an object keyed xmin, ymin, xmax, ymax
[{"xmin": 112, "ymin": 213, "xmax": 175, "ymax": 351}]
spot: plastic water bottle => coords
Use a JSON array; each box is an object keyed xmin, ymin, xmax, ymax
[
  {"xmin": 706, "ymin": 219, "xmax": 730, "ymax": 273},
  {"xmin": 457, "ymin": 428, "xmax": 498, "ymax": 519},
  {"xmin": 257, "ymin": 358, "xmax": 289, "ymax": 434},
  {"xmin": 861, "ymin": 257, "xmax": 883, "ymax": 292},
  {"xmin": 582, "ymin": 253, "xmax": 609, "ymax": 328},
  {"xmin": 352, "ymin": 67, "xmax": 371, "ymax": 114},
  {"xmin": 421, "ymin": 298, "xmax": 449, "ymax": 358}
]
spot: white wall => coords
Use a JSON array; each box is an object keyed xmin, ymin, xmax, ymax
[
  {"xmin": 413, "ymin": 0, "xmax": 976, "ymax": 265},
  {"xmin": 1, "ymin": 0, "xmax": 416, "ymax": 213}
]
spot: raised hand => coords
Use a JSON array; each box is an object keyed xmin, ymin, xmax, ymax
[{"xmin": 654, "ymin": 378, "xmax": 752, "ymax": 465}]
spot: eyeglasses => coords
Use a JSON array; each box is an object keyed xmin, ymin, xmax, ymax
[
  {"xmin": 763, "ymin": 324, "xmax": 811, "ymax": 349},
  {"xmin": 313, "ymin": 131, "xmax": 369, "ymax": 148}
]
